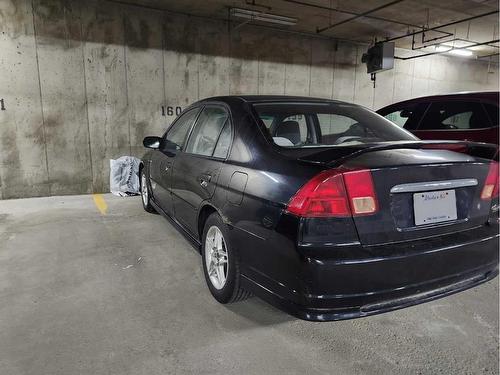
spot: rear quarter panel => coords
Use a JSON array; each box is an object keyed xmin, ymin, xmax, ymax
[{"xmin": 210, "ymin": 104, "xmax": 322, "ymax": 301}]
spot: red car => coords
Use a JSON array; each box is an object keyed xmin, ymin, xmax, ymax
[{"xmin": 377, "ymin": 92, "xmax": 499, "ymax": 145}]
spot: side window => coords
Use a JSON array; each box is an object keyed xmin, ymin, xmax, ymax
[
  {"xmin": 213, "ymin": 122, "xmax": 232, "ymax": 158},
  {"xmin": 483, "ymin": 103, "xmax": 499, "ymax": 127},
  {"xmin": 384, "ymin": 110, "xmax": 412, "ymax": 128},
  {"xmin": 442, "ymin": 112, "xmax": 472, "ymax": 129},
  {"xmin": 186, "ymin": 106, "xmax": 229, "ymax": 156},
  {"xmin": 164, "ymin": 108, "xmax": 200, "ymax": 150},
  {"xmin": 259, "ymin": 114, "xmax": 274, "ymax": 129},
  {"xmin": 381, "ymin": 103, "xmax": 425, "ymax": 129},
  {"xmin": 418, "ymin": 101, "xmax": 490, "ymax": 130}
]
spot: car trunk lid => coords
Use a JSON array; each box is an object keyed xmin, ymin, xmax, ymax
[{"xmin": 296, "ymin": 142, "xmax": 498, "ymax": 246}]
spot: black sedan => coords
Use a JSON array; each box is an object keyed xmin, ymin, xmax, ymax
[{"xmin": 140, "ymin": 96, "xmax": 499, "ymax": 321}]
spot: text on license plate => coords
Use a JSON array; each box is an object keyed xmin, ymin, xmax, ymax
[{"xmin": 413, "ymin": 189, "xmax": 458, "ymax": 226}]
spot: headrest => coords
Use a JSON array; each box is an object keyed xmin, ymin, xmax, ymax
[{"xmin": 275, "ymin": 120, "xmax": 301, "ymax": 144}]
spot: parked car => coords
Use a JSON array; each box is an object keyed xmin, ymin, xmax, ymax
[
  {"xmin": 377, "ymin": 91, "xmax": 499, "ymax": 144},
  {"xmin": 140, "ymin": 95, "xmax": 499, "ymax": 321}
]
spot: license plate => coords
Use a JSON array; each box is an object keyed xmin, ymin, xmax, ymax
[{"xmin": 413, "ymin": 189, "xmax": 457, "ymax": 226}]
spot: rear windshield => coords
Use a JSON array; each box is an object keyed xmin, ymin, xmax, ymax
[{"xmin": 253, "ymin": 102, "xmax": 418, "ymax": 148}]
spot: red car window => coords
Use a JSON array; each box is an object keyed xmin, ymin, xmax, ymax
[
  {"xmin": 379, "ymin": 102, "xmax": 429, "ymax": 130},
  {"xmin": 418, "ymin": 101, "xmax": 491, "ymax": 131},
  {"xmin": 482, "ymin": 103, "xmax": 499, "ymax": 127}
]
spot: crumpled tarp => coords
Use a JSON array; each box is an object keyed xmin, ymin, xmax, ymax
[{"xmin": 109, "ymin": 156, "xmax": 141, "ymax": 196}]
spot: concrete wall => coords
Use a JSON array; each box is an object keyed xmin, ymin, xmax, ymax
[{"xmin": 0, "ymin": 0, "xmax": 498, "ymax": 199}]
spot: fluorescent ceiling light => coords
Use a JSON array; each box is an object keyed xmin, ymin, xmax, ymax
[
  {"xmin": 230, "ymin": 8, "xmax": 297, "ymax": 26},
  {"xmin": 449, "ymin": 49, "xmax": 474, "ymax": 56},
  {"xmin": 436, "ymin": 45, "xmax": 474, "ymax": 56},
  {"xmin": 436, "ymin": 45, "xmax": 452, "ymax": 52}
]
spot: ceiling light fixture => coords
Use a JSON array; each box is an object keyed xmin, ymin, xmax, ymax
[
  {"xmin": 448, "ymin": 49, "xmax": 474, "ymax": 56},
  {"xmin": 230, "ymin": 8, "xmax": 297, "ymax": 26},
  {"xmin": 436, "ymin": 45, "xmax": 474, "ymax": 56}
]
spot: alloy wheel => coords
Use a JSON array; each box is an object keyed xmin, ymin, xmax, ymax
[
  {"xmin": 141, "ymin": 172, "xmax": 148, "ymax": 206},
  {"xmin": 205, "ymin": 225, "xmax": 229, "ymax": 290}
]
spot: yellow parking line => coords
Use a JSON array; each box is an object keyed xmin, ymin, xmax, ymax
[{"xmin": 93, "ymin": 194, "xmax": 108, "ymax": 215}]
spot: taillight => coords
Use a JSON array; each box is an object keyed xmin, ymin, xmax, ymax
[
  {"xmin": 481, "ymin": 162, "xmax": 499, "ymax": 200},
  {"xmin": 343, "ymin": 170, "xmax": 378, "ymax": 215},
  {"xmin": 286, "ymin": 170, "xmax": 350, "ymax": 217},
  {"xmin": 286, "ymin": 169, "xmax": 378, "ymax": 217}
]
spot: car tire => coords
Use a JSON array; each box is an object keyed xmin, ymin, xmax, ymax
[
  {"xmin": 201, "ymin": 212, "xmax": 251, "ymax": 303},
  {"xmin": 140, "ymin": 168, "xmax": 156, "ymax": 214}
]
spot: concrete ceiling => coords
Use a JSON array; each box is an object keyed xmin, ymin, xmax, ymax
[{"xmin": 111, "ymin": 0, "xmax": 499, "ymax": 59}]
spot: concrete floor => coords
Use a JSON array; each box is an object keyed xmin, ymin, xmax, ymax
[{"xmin": 0, "ymin": 194, "xmax": 498, "ymax": 375}]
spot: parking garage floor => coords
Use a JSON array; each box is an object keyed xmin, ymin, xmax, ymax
[{"xmin": 0, "ymin": 194, "xmax": 498, "ymax": 375}]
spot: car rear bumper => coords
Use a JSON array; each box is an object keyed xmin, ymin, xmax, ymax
[{"xmin": 241, "ymin": 228, "xmax": 499, "ymax": 321}]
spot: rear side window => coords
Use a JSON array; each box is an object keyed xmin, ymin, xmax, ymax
[
  {"xmin": 253, "ymin": 102, "xmax": 417, "ymax": 148},
  {"xmin": 418, "ymin": 101, "xmax": 490, "ymax": 130},
  {"xmin": 164, "ymin": 108, "xmax": 200, "ymax": 150},
  {"xmin": 212, "ymin": 122, "xmax": 232, "ymax": 158},
  {"xmin": 380, "ymin": 103, "xmax": 427, "ymax": 130},
  {"xmin": 483, "ymin": 103, "xmax": 499, "ymax": 126},
  {"xmin": 259, "ymin": 115, "xmax": 274, "ymax": 128},
  {"xmin": 384, "ymin": 111, "xmax": 409, "ymax": 127},
  {"xmin": 186, "ymin": 106, "xmax": 229, "ymax": 156}
]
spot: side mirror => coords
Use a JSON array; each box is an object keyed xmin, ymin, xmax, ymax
[{"xmin": 143, "ymin": 136, "xmax": 161, "ymax": 149}]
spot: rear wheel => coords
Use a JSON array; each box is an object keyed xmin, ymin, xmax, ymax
[
  {"xmin": 140, "ymin": 169, "xmax": 156, "ymax": 213},
  {"xmin": 201, "ymin": 213, "xmax": 251, "ymax": 303}
]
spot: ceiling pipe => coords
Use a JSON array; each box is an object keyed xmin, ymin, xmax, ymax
[
  {"xmin": 280, "ymin": 0, "xmax": 425, "ymax": 29},
  {"xmin": 384, "ymin": 10, "xmax": 499, "ymax": 43},
  {"xmin": 412, "ymin": 38, "xmax": 477, "ymax": 51},
  {"xmin": 316, "ymin": 0, "xmax": 406, "ymax": 34},
  {"xmin": 394, "ymin": 39, "xmax": 500, "ymax": 60},
  {"xmin": 478, "ymin": 53, "xmax": 500, "ymax": 59}
]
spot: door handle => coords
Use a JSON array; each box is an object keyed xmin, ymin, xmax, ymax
[
  {"xmin": 199, "ymin": 174, "xmax": 212, "ymax": 188},
  {"xmin": 165, "ymin": 163, "xmax": 172, "ymax": 172}
]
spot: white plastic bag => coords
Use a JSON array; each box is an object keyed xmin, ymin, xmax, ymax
[{"xmin": 109, "ymin": 156, "xmax": 141, "ymax": 196}]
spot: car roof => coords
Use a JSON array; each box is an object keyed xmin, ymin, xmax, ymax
[
  {"xmin": 198, "ymin": 95, "xmax": 352, "ymax": 105},
  {"xmin": 377, "ymin": 91, "xmax": 499, "ymax": 111}
]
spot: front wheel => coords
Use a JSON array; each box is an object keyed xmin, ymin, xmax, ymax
[
  {"xmin": 201, "ymin": 213, "xmax": 251, "ymax": 303},
  {"xmin": 140, "ymin": 169, "xmax": 156, "ymax": 213}
]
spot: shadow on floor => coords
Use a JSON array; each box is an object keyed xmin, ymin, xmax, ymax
[{"xmin": 223, "ymin": 295, "xmax": 296, "ymax": 326}]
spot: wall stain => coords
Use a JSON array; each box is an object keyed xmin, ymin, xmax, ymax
[
  {"xmin": 124, "ymin": 18, "xmax": 152, "ymax": 49},
  {"xmin": 0, "ymin": 0, "xmax": 26, "ymax": 38},
  {"xmin": 43, "ymin": 115, "xmax": 67, "ymax": 151},
  {"xmin": 1, "ymin": 127, "xmax": 22, "ymax": 194},
  {"xmin": 30, "ymin": 122, "xmax": 46, "ymax": 146},
  {"xmin": 44, "ymin": 115, "xmax": 63, "ymax": 128},
  {"xmin": 49, "ymin": 170, "xmax": 92, "ymax": 194},
  {"xmin": 100, "ymin": 45, "xmax": 110, "ymax": 59},
  {"xmin": 34, "ymin": 0, "xmax": 82, "ymax": 49}
]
